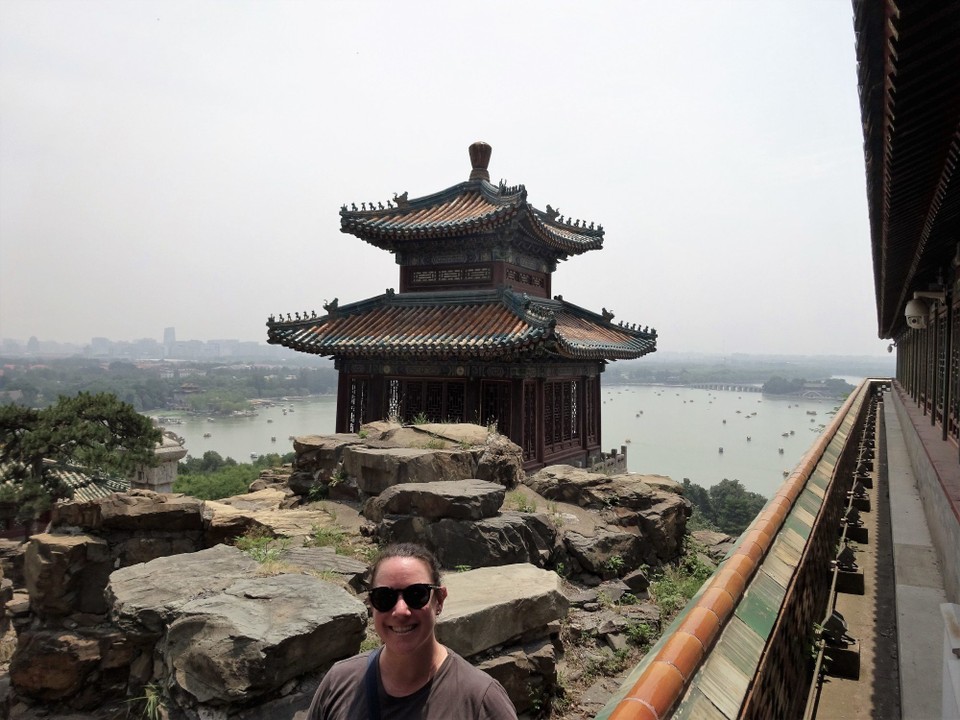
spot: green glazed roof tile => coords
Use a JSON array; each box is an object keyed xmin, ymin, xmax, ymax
[
  {"xmin": 735, "ymin": 571, "xmax": 783, "ymax": 636},
  {"xmin": 674, "ymin": 687, "xmax": 731, "ymax": 720},
  {"xmin": 695, "ymin": 616, "xmax": 763, "ymax": 717},
  {"xmin": 761, "ymin": 544, "xmax": 794, "ymax": 588}
]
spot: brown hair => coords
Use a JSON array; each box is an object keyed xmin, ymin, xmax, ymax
[{"xmin": 370, "ymin": 543, "xmax": 442, "ymax": 586}]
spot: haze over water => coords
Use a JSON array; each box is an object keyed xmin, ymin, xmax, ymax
[{"xmin": 161, "ymin": 385, "xmax": 846, "ymax": 498}]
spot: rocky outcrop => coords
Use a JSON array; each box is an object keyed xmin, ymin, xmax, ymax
[
  {"xmin": 344, "ymin": 447, "xmax": 477, "ymax": 495},
  {"xmin": 363, "ymin": 478, "xmax": 506, "ymax": 522},
  {"xmin": 2, "ymin": 435, "xmax": 694, "ymax": 719},
  {"xmin": 287, "ymin": 434, "xmax": 365, "ymax": 500},
  {"xmin": 288, "ymin": 423, "xmax": 525, "ymax": 501},
  {"xmin": 109, "ymin": 544, "xmax": 367, "ymax": 709},
  {"xmin": 526, "ymin": 465, "xmax": 690, "ymax": 570},
  {"xmin": 438, "ymin": 564, "xmax": 568, "ymax": 658},
  {"xmin": 51, "ymin": 490, "xmax": 206, "ymax": 568},
  {"xmin": 365, "ymin": 480, "xmax": 560, "ymax": 568},
  {"xmin": 24, "ymin": 534, "xmax": 112, "ymax": 618}
]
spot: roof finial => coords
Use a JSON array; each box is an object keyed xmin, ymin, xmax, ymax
[{"xmin": 468, "ymin": 141, "xmax": 492, "ymax": 181}]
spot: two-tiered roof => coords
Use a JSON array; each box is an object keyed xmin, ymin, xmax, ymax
[{"xmin": 268, "ymin": 142, "xmax": 656, "ymax": 470}]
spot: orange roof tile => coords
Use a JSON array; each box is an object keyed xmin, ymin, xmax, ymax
[{"xmin": 267, "ymin": 289, "xmax": 656, "ymax": 362}]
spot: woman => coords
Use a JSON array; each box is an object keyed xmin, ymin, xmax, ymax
[{"xmin": 307, "ymin": 543, "xmax": 518, "ymax": 719}]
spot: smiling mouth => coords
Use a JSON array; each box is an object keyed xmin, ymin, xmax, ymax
[{"xmin": 390, "ymin": 625, "xmax": 416, "ymax": 635}]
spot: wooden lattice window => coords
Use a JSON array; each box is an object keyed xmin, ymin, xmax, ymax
[
  {"xmin": 348, "ymin": 377, "xmax": 370, "ymax": 433},
  {"xmin": 585, "ymin": 377, "xmax": 598, "ymax": 445},
  {"xmin": 522, "ymin": 381, "xmax": 538, "ymax": 462},
  {"xmin": 544, "ymin": 379, "xmax": 580, "ymax": 455},
  {"xmin": 389, "ymin": 379, "xmax": 465, "ymax": 423},
  {"xmin": 481, "ymin": 381, "xmax": 511, "ymax": 436}
]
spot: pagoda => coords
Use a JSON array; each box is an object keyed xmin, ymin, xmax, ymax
[{"xmin": 267, "ymin": 142, "xmax": 657, "ymax": 470}]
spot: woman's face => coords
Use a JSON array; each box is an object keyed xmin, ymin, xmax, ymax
[{"xmin": 371, "ymin": 556, "xmax": 447, "ymax": 658}]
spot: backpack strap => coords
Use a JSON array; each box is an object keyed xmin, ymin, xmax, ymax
[{"xmin": 365, "ymin": 647, "xmax": 382, "ymax": 720}]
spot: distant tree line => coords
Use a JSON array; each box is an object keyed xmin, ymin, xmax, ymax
[
  {"xmin": 761, "ymin": 376, "xmax": 853, "ymax": 397},
  {"xmin": 173, "ymin": 450, "xmax": 295, "ymax": 500},
  {"xmin": 0, "ymin": 358, "xmax": 339, "ymax": 413},
  {"xmin": 682, "ymin": 478, "xmax": 767, "ymax": 536}
]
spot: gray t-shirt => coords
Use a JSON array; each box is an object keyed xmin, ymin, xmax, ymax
[{"xmin": 307, "ymin": 648, "xmax": 518, "ymax": 720}]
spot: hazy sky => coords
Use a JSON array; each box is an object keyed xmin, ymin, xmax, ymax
[{"xmin": 0, "ymin": 1, "xmax": 886, "ymax": 356}]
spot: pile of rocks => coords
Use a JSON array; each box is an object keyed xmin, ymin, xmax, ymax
[{"xmin": 0, "ymin": 422, "xmax": 697, "ymax": 719}]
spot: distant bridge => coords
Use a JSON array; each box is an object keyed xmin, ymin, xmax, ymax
[{"xmin": 689, "ymin": 383, "xmax": 763, "ymax": 393}]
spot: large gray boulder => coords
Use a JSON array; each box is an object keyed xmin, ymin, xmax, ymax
[
  {"xmin": 437, "ymin": 564, "xmax": 567, "ymax": 658},
  {"xmin": 362, "ymin": 479, "xmax": 506, "ymax": 523},
  {"xmin": 526, "ymin": 466, "xmax": 690, "ymax": 563},
  {"xmin": 377, "ymin": 512, "xmax": 559, "ymax": 569},
  {"xmin": 108, "ymin": 544, "xmax": 367, "ymax": 707},
  {"xmin": 53, "ymin": 490, "xmax": 205, "ymax": 532},
  {"xmin": 162, "ymin": 574, "xmax": 365, "ymax": 704},
  {"xmin": 24, "ymin": 533, "xmax": 112, "ymax": 618},
  {"xmin": 475, "ymin": 433, "xmax": 525, "ymax": 488},
  {"xmin": 342, "ymin": 447, "xmax": 476, "ymax": 495},
  {"xmin": 289, "ymin": 434, "xmax": 365, "ymax": 498}
]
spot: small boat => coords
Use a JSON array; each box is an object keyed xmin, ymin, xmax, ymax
[
  {"xmin": 718, "ymin": 447, "xmax": 724, "ymax": 453},
  {"xmin": 250, "ymin": 453, "xmax": 259, "ymax": 460},
  {"xmin": 746, "ymin": 436, "xmax": 751, "ymax": 441},
  {"xmin": 271, "ymin": 436, "xmax": 277, "ymax": 442},
  {"xmin": 203, "ymin": 432, "xmax": 211, "ymax": 438},
  {"xmin": 267, "ymin": 419, "xmax": 273, "ymax": 423},
  {"xmin": 778, "ymin": 448, "xmax": 784, "ymax": 454}
]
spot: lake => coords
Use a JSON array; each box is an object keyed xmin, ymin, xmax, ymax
[{"xmin": 157, "ymin": 385, "xmax": 846, "ymax": 498}]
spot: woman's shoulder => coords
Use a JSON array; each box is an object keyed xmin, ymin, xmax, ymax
[
  {"xmin": 437, "ymin": 650, "xmax": 517, "ymax": 718},
  {"xmin": 322, "ymin": 650, "xmax": 377, "ymax": 685}
]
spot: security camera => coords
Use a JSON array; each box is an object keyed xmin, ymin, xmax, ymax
[{"xmin": 905, "ymin": 298, "xmax": 929, "ymax": 329}]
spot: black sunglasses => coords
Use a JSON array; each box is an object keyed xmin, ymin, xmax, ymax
[{"xmin": 369, "ymin": 583, "xmax": 440, "ymax": 612}]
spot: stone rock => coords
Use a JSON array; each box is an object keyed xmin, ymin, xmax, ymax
[
  {"xmin": 289, "ymin": 435, "xmax": 364, "ymax": 496},
  {"xmin": 563, "ymin": 529, "xmax": 644, "ymax": 579},
  {"xmin": 436, "ymin": 564, "xmax": 568, "ymax": 658},
  {"xmin": 638, "ymin": 474, "xmax": 684, "ymax": 494},
  {"xmin": 475, "ymin": 637, "xmax": 558, "ymax": 714},
  {"xmin": 7, "ymin": 590, "xmax": 29, "ymax": 615},
  {"xmin": 692, "ymin": 529, "xmax": 736, "ymax": 561},
  {"xmin": 0, "ymin": 575, "xmax": 11, "ymax": 607},
  {"xmin": 377, "ymin": 512, "xmax": 558, "ymax": 569},
  {"xmin": 0, "ymin": 539, "xmax": 26, "ymax": 587},
  {"xmin": 52, "ymin": 490, "xmax": 205, "ymax": 532},
  {"xmin": 362, "ymin": 479, "xmax": 505, "ymax": 523},
  {"xmin": 203, "ymin": 502, "xmax": 335, "ymax": 546},
  {"xmin": 276, "ymin": 547, "xmax": 368, "ymax": 591},
  {"xmin": 10, "ymin": 630, "xmax": 101, "ymax": 702},
  {"xmin": 9, "ymin": 628, "xmax": 132, "ymax": 706},
  {"xmin": 407, "ymin": 423, "xmax": 491, "ymax": 447},
  {"xmin": 342, "ymin": 447, "xmax": 477, "ymax": 496},
  {"xmin": 356, "ymin": 420, "xmax": 402, "ymax": 439},
  {"xmin": 112, "ymin": 533, "xmax": 205, "ymax": 567},
  {"xmin": 108, "ymin": 544, "xmax": 261, "ymax": 637},
  {"xmin": 527, "ymin": 466, "xmax": 690, "ymax": 563},
  {"xmin": 596, "ymin": 579, "xmax": 631, "ymax": 604},
  {"xmin": 475, "ymin": 433, "xmax": 524, "ymax": 488},
  {"xmin": 24, "ymin": 533, "xmax": 112, "ymax": 617},
  {"xmin": 622, "ymin": 567, "xmax": 650, "ymax": 592},
  {"xmin": 372, "ymin": 425, "xmax": 459, "ymax": 449},
  {"xmin": 162, "ymin": 574, "xmax": 366, "ymax": 704}
]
